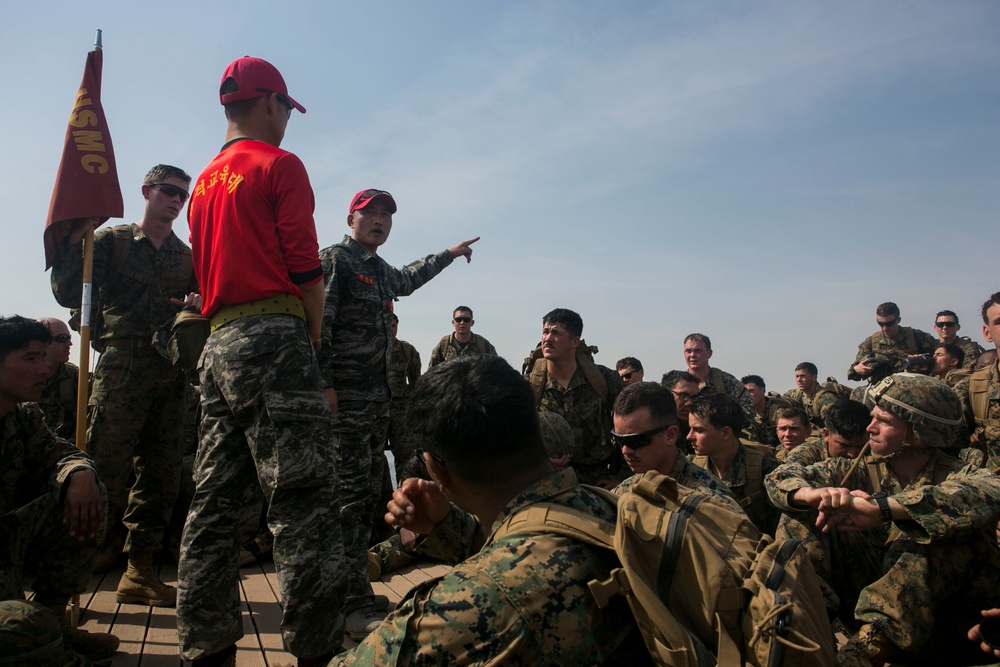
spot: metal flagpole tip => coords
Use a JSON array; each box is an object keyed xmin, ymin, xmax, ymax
[{"xmin": 95, "ymin": 29, "xmax": 102, "ymax": 50}]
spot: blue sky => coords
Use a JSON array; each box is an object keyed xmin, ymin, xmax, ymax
[{"xmin": 3, "ymin": 1, "xmax": 998, "ymax": 391}]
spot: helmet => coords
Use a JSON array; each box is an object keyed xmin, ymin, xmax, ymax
[
  {"xmin": 538, "ymin": 410, "xmax": 573, "ymax": 458},
  {"xmin": 866, "ymin": 373, "xmax": 967, "ymax": 448},
  {"xmin": 0, "ymin": 599, "xmax": 71, "ymax": 666}
]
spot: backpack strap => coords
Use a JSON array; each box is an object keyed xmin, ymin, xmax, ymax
[
  {"xmin": 904, "ymin": 327, "xmax": 917, "ymax": 353},
  {"xmin": 434, "ymin": 336, "xmax": 450, "ymax": 365},
  {"xmin": 968, "ymin": 366, "xmax": 998, "ymax": 430},
  {"xmin": 741, "ymin": 447, "xmax": 765, "ymax": 519},
  {"xmin": 475, "ymin": 334, "xmax": 487, "ymax": 354},
  {"xmin": 402, "ymin": 341, "xmax": 413, "ymax": 371},
  {"xmin": 865, "ymin": 458, "xmax": 886, "ymax": 494},
  {"xmin": 710, "ymin": 367, "xmax": 727, "ymax": 395},
  {"xmin": 578, "ymin": 355, "xmax": 609, "ymax": 406},
  {"xmin": 528, "ymin": 358, "xmax": 548, "ymax": 405}
]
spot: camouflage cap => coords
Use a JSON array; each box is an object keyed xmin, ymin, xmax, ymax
[
  {"xmin": 538, "ymin": 410, "xmax": 573, "ymax": 458},
  {"xmin": 866, "ymin": 373, "xmax": 967, "ymax": 448},
  {"xmin": 0, "ymin": 599, "xmax": 71, "ymax": 666}
]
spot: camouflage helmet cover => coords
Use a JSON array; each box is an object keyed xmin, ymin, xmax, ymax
[
  {"xmin": 0, "ymin": 599, "xmax": 72, "ymax": 666},
  {"xmin": 866, "ymin": 373, "xmax": 967, "ymax": 448},
  {"xmin": 537, "ymin": 410, "xmax": 573, "ymax": 458}
]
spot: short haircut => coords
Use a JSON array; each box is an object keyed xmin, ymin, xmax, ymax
[
  {"xmin": 542, "ymin": 308, "xmax": 583, "ymax": 338},
  {"xmin": 143, "ymin": 164, "xmax": 191, "ymax": 186},
  {"xmin": 982, "ymin": 293, "xmax": 1000, "ymax": 324},
  {"xmin": 936, "ymin": 342, "xmax": 965, "ymax": 368},
  {"xmin": 935, "ymin": 310, "xmax": 959, "ymax": 324},
  {"xmin": 661, "ymin": 370, "xmax": 699, "ymax": 390},
  {"xmin": 406, "ymin": 356, "xmax": 546, "ymax": 484},
  {"xmin": 976, "ymin": 349, "xmax": 998, "ymax": 370},
  {"xmin": 741, "ymin": 374, "xmax": 765, "ymax": 389},
  {"xmin": 221, "ymin": 77, "xmax": 259, "ymax": 120},
  {"xmin": 794, "ymin": 362, "xmax": 818, "ymax": 376},
  {"xmin": 0, "ymin": 316, "xmax": 52, "ymax": 363},
  {"xmin": 683, "ymin": 333, "xmax": 712, "ymax": 350},
  {"xmin": 689, "ymin": 393, "xmax": 746, "ymax": 433},
  {"xmin": 616, "ymin": 357, "xmax": 643, "ymax": 372},
  {"xmin": 824, "ymin": 399, "xmax": 872, "ymax": 440},
  {"xmin": 613, "ymin": 382, "xmax": 677, "ymax": 424},
  {"xmin": 453, "ymin": 306, "xmax": 473, "ymax": 318},
  {"xmin": 876, "ymin": 302, "xmax": 900, "ymax": 318},
  {"xmin": 391, "ymin": 313, "xmax": 399, "ymax": 324},
  {"xmin": 775, "ymin": 406, "xmax": 809, "ymax": 430}
]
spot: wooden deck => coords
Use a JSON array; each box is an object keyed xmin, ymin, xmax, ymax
[{"xmin": 69, "ymin": 556, "xmax": 446, "ymax": 665}]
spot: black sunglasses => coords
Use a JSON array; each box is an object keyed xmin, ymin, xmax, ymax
[
  {"xmin": 417, "ymin": 448, "xmax": 446, "ymax": 466},
  {"xmin": 876, "ymin": 319, "xmax": 898, "ymax": 328},
  {"xmin": 935, "ymin": 321, "xmax": 957, "ymax": 328},
  {"xmin": 52, "ymin": 334, "xmax": 72, "ymax": 343},
  {"xmin": 620, "ymin": 371, "xmax": 635, "ymax": 380},
  {"xmin": 453, "ymin": 317, "xmax": 472, "ymax": 324},
  {"xmin": 150, "ymin": 182, "xmax": 189, "ymax": 202},
  {"xmin": 610, "ymin": 423, "xmax": 673, "ymax": 450}
]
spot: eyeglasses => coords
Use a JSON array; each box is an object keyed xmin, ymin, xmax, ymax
[
  {"xmin": 610, "ymin": 423, "xmax": 674, "ymax": 450},
  {"xmin": 670, "ymin": 390, "xmax": 696, "ymax": 402},
  {"xmin": 417, "ymin": 448, "xmax": 446, "ymax": 466},
  {"xmin": 52, "ymin": 334, "xmax": 72, "ymax": 343},
  {"xmin": 453, "ymin": 317, "xmax": 472, "ymax": 324},
  {"xmin": 876, "ymin": 319, "xmax": 898, "ymax": 329},
  {"xmin": 257, "ymin": 88, "xmax": 293, "ymax": 118},
  {"xmin": 150, "ymin": 183, "xmax": 189, "ymax": 202},
  {"xmin": 620, "ymin": 371, "xmax": 634, "ymax": 380},
  {"xmin": 935, "ymin": 321, "xmax": 957, "ymax": 328}
]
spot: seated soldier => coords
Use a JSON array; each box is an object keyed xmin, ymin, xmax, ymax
[
  {"xmin": 0, "ymin": 316, "xmax": 118, "ymax": 661},
  {"xmin": 774, "ymin": 405, "xmax": 811, "ymax": 461},
  {"xmin": 741, "ymin": 374, "xmax": 795, "ymax": 448},
  {"xmin": 784, "ymin": 399, "xmax": 870, "ymax": 466},
  {"xmin": 660, "ymin": 369, "xmax": 699, "ymax": 449},
  {"xmin": 615, "ymin": 356, "xmax": 644, "ymax": 385},
  {"xmin": 932, "ymin": 342, "xmax": 969, "ymax": 387},
  {"xmin": 330, "ymin": 355, "xmax": 651, "ymax": 665},
  {"xmin": 783, "ymin": 362, "xmax": 821, "ymax": 415},
  {"xmin": 611, "ymin": 382, "xmax": 742, "ymax": 514},
  {"xmin": 687, "ymin": 393, "xmax": 781, "ymax": 535},
  {"xmin": 765, "ymin": 373, "xmax": 1000, "ymax": 666}
]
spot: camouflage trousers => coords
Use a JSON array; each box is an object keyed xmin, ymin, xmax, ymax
[
  {"xmin": 333, "ymin": 398, "xmax": 389, "ymax": 609},
  {"xmin": 0, "ymin": 486, "xmax": 106, "ymax": 600},
  {"xmin": 87, "ymin": 346, "xmax": 185, "ymax": 554},
  {"xmin": 387, "ymin": 402, "xmax": 426, "ymax": 484},
  {"xmin": 177, "ymin": 315, "xmax": 346, "ymax": 660}
]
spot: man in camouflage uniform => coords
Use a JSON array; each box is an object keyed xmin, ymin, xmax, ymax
[
  {"xmin": 331, "ymin": 355, "xmax": 648, "ymax": 666},
  {"xmin": 688, "ymin": 393, "xmax": 781, "ymax": 535},
  {"xmin": 932, "ymin": 342, "xmax": 970, "ymax": 388},
  {"xmin": 765, "ymin": 373, "xmax": 1000, "ymax": 666},
  {"xmin": 0, "ymin": 599, "xmax": 92, "ymax": 667},
  {"xmin": 957, "ymin": 291, "xmax": 1000, "ymax": 469},
  {"xmin": 774, "ymin": 405, "xmax": 812, "ymax": 461},
  {"xmin": 179, "ymin": 56, "xmax": 345, "ymax": 665},
  {"xmin": 848, "ymin": 302, "xmax": 936, "ymax": 382},
  {"xmin": 741, "ymin": 374, "xmax": 796, "ymax": 447},
  {"xmin": 661, "ymin": 369, "xmax": 700, "ymax": 450},
  {"xmin": 427, "ymin": 306, "xmax": 496, "ymax": 369},
  {"xmin": 36, "ymin": 318, "xmax": 79, "ymax": 443},
  {"xmin": 387, "ymin": 314, "xmax": 423, "ymax": 485},
  {"xmin": 783, "ymin": 362, "xmax": 821, "ymax": 417},
  {"xmin": 784, "ymin": 398, "xmax": 870, "ymax": 467},
  {"xmin": 528, "ymin": 308, "xmax": 624, "ymax": 487},
  {"xmin": 611, "ymin": 382, "xmax": 743, "ymax": 514},
  {"xmin": 934, "ymin": 309, "xmax": 983, "ymax": 372},
  {"xmin": 50, "ymin": 164, "xmax": 198, "ymax": 606},
  {"xmin": 615, "ymin": 356, "xmax": 645, "ymax": 384},
  {"xmin": 318, "ymin": 188, "xmax": 479, "ymax": 640},
  {"xmin": 683, "ymin": 333, "xmax": 753, "ymax": 418},
  {"xmin": 0, "ymin": 316, "xmax": 118, "ymax": 661}
]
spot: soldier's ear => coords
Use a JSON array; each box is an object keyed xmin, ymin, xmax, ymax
[{"xmin": 985, "ymin": 324, "xmax": 994, "ymax": 345}]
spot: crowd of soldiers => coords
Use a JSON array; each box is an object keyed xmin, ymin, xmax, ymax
[{"xmin": 2, "ymin": 53, "xmax": 1000, "ymax": 667}]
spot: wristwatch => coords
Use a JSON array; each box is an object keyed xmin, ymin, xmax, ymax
[{"xmin": 872, "ymin": 492, "xmax": 892, "ymax": 523}]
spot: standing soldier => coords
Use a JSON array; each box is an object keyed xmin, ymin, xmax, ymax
[
  {"xmin": 50, "ymin": 164, "xmax": 198, "ymax": 606},
  {"xmin": 957, "ymin": 292, "xmax": 1000, "ymax": 468},
  {"xmin": 427, "ymin": 306, "xmax": 496, "ymax": 368},
  {"xmin": 387, "ymin": 313, "xmax": 422, "ymax": 484}
]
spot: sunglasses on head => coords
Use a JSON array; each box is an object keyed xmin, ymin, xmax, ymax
[
  {"xmin": 935, "ymin": 321, "xmax": 957, "ymax": 328},
  {"xmin": 52, "ymin": 334, "xmax": 71, "ymax": 343},
  {"xmin": 453, "ymin": 317, "xmax": 472, "ymax": 324},
  {"xmin": 610, "ymin": 423, "xmax": 673, "ymax": 450},
  {"xmin": 150, "ymin": 182, "xmax": 189, "ymax": 202}
]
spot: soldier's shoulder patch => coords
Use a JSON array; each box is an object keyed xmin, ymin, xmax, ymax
[{"xmin": 356, "ymin": 273, "xmax": 375, "ymax": 286}]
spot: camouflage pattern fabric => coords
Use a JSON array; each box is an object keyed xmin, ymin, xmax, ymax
[
  {"xmin": 427, "ymin": 332, "xmax": 497, "ymax": 368},
  {"xmin": 317, "ymin": 235, "xmax": 452, "ymax": 403},
  {"xmin": 614, "ymin": 455, "xmax": 745, "ymax": 517},
  {"xmin": 0, "ymin": 599, "xmax": 83, "ymax": 667},
  {"xmin": 691, "ymin": 443, "xmax": 781, "ymax": 536},
  {"xmin": 329, "ymin": 469, "xmax": 646, "ymax": 665},
  {"xmin": 863, "ymin": 373, "xmax": 967, "ymax": 449},
  {"xmin": 783, "ymin": 385, "xmax": 821, "ymax": 417},
  {"xmin": 956, "ymin": 360, "xmax": 1000, "ymax": 467},
  {"xmin": 744, "ymin": 393, "xmax": 796, "ymax": 446},
  {"xmin": 954, "ymin": 336, "xmax": 985, "ymax": 372},
  {"xmin": 537, "ymin": 410, "xmax": 573, "ymax": 459},
  {"xmin": 697, "ymin": 366, "xmax": 754, "ymax": 418},
  {"xmin": 36, "ymin": 363, "xmax": 81, "ymax": 443},
  {"xmin": 783, "ymin": 439, "xmax": 828, "ymax": 467},
  {"xmin": 847, "ymin": 326, "xmax": 937, "ymax": 381},
  {"xmin": 536, "ymin": 364, "xmax": 623, "ymax": 484},
  {"xmin": 177, "ymin": 315, "xmax": 345, "ymax": 660},
  {"xmin": 942, "ymin": 366, "xmax": 971, "ymax": 388},
  {"xmin": 86, "ymin": 347, "xmax": 185, "ymax": 553},
  {"xmin": 387, "ymin": 338, "xmax": 422, "ymax": 484},
  {"xmin": 765, "ymin": 449, "xmax": 1000, "ymax": 648},
  {"xmin": 387, "ymin": 339, "xmax": 420, "ymax": 401}
]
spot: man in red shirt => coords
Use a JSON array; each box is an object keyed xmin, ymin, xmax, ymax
[{"xmin": 179, "ymin": 56, "xmax": 345, "ymax": 667}]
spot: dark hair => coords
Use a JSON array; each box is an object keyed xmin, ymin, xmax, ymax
[
  {"xmin": 935, "ymin": 310, "xmax": 959, "ymax": 325},
  {"xmin": 824, "ymin": 399, "xmax": 871, "ymax": 440},
  {"xmin": 683, "ymin": 333, "xmax": 712, "ymax": 350},
  {"xmin": 936, "ymin": 342, "xmax": 965, "ymax": 368},
  {"xmin": 794, "ymin": 362, "xmax": 818, "ymax": 376},
  {"xmin": 391, "ymin": 313, "xmax": 399, "ymax": 323},
  {"xmin": 616, "ymin": 357, "xmax": 643, "ymax": 372},
  {"xmin": 775, "ymin": 406, "xmax": 809, "ymax": 430},
  {"xmin": 453, "ymin": 306, "xmax": 473, "ymax": 319},
  {"xmin": 982, "ymin": 293, "xmax": 1000, "ymax": 324},
  {"xmin": 0, "ymin": 316, "xmax": 52, "ymax": 363},
  {"xmin": 542, "ymin": 308, "xmax": 583, "ymax": 338},
  {"xmin": 689, "ymin": 393, "xmax": 746, "ymax": 432},
  {"xmin": 406, "ymin": 356, "xmax": 546, "ymax": 484},
  {"xmin": 661, "ymin": 370, "xmax": 698, "ymax": 390},
  {"xmin": 143, "ymin": 164, "xmax": 191, "ymax": 186},
  {"xmin": 740, "ymin": 374, "xmax": 765, "ymax": 389},
  {"xmin": 876, "ymin": 302, "xmax": 900, "ymax": 318},
  {"xmin": 613, "ymin": 382, "xmax": 677, "ymax": 424}
]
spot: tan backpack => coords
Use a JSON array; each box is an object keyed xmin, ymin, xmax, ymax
[
  {"xmin": 494, "ymin": 472, "xmax": 834, "ymax": 666},
  {"xmin": 525, "ymin": 340, "xmax": 608, "ymax": 406}
]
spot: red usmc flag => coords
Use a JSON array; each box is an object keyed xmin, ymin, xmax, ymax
[{"xmin": 43, "ymin": 46, "xmax": 123, "ymax": 269}]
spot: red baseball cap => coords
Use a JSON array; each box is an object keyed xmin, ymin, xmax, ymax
[
  {"xmin": 350, "ymin": 189, "xmax": 397, "ymax": 214},
  {"xmin": 219, "ymin": 56, "xmax": 306, "ymax": 114}
]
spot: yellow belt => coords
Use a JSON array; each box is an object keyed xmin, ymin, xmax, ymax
[{"xmin": 209, "ymin": 293, "xmax": 305, "ymax": 333}]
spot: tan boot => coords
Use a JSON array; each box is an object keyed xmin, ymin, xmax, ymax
[
  {"xmin": 35, "ymin": 594, "xmax": 121, "ymax": 661},
  {"xmin": 116, "ymin": 552, "xmax": 177, "ymax": 607}
]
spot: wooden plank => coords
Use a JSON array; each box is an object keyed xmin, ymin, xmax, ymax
[
  {"xmin": 243, "ymin": 560, "xmax": 293, "ymax": 665},
  {"xmin": 137, "ymin": 560, "xmax": 181, "ymax": 666},
  {"xmin": 83, "ymin": 564, "xmax": 145, "ymax": 667}
]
